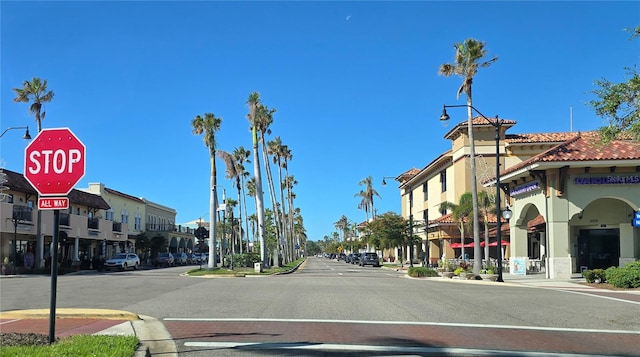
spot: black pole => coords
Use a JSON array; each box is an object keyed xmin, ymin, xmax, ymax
[
  {"xmin": 49, "ymin": 209, "xmax": 60, "ymax": 344},
  {"xmin": 495, "ymin": 121, "xmax": 504, "ymax": 283}
]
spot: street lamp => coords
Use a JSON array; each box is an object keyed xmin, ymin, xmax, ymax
[
  {"xmin": 0, "ymin": 126, "xmax": 31, "ymax": 139},
  {"xmin": 440, "ymin": 104, "xmax": 506, "ymax": 282}
]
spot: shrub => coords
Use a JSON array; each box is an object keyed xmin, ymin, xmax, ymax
[
  {"xmin": 605, "ymin": 261, "xmax": 640, "ymax": 288},
  {"xmin": 408, "ymin": 267, "xmax": 438, "ymax": 277},
  {"xmin": 583, "ymin": 268, "xmax": 606, "ymax": 283},
  {"xmin": 453, "ymin": 267, "xmax": 465, "ymax": 276}
]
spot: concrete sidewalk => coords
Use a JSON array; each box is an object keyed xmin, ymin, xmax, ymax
[{"xmin": 0, "ymin": 308, "xmax": 177, "ymax": 357}]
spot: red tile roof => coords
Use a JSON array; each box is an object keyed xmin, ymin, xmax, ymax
[
  {"xmin": 498, "ymin": 132, "xmax": 640, "ymax": 179},
  {"xmin": 506, "ymin": 132, "xmax": 578, "ymax": 143}
]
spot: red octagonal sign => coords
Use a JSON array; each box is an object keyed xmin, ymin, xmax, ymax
[{"xmin": 24, "ymin": 128, "xmax": 86, "ymax": 196}]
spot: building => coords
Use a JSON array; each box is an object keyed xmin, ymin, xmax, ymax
[{"xmin": 397, "ymin": 115, "xmax": 640, "ymax": 278}]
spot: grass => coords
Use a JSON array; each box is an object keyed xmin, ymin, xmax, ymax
[
  {"xmin": 0, "ymin": 334, "xmax": 140, "ymax": 357},
  {"xmin": 187, "ymin": 258, "xmax": 305, "ymax": 276}
]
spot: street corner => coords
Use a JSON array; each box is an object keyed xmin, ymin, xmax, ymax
[{"xmin": 0, "ymin": 308, "xmax": 141, "ymax": 320}]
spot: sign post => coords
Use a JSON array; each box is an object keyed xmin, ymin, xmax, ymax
[{"xmin": 24, "ymin": 128, "xmax": 86, "ymax": 344}]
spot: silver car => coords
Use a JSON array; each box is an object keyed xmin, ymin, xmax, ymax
[{"xmin": 103, "ymin": 253, "xmax": 140, "ymax": 271}]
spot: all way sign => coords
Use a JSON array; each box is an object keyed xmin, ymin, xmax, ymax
[{"xmin": 38, "ymin": 197, "xmax": 69, "ymax": 210}]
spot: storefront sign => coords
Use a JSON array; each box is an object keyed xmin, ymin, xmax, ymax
[
  {"xmin": 510, "ymin": 180, "xmax": 541, "ymax": 197},
  {"xmin": 633, "ymin": 211, "xmax": 640, "ymax": 227},
  {"xmin": 512, "ymin": 257, "xmax": 527, "ymax": 275},
  {"xmin": 575, "ymin": 175, "xmax": 640, "ymax": 185}
]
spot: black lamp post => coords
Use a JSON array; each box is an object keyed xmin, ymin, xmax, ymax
[
  {"xmin": 382, "ymin": 176, "xmax": 413, "ymax": 267},
  {"xmin": 440, "ymin": 104, "xmax": 507, "ymax": 282},
  {"xmin": 0, "ymin": 126, "xmax": 31, "ymax": 139}
]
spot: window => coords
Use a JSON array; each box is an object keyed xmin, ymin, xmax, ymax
[
  {"xmin": 440, "ymin": 171, "xmax": 447, "ymax": 192},
  {"xmin": 422, "ymin": 182, "xmax": 428, "ymax": 201},
  {"xmin": 121, "ymin": 210, "xmax": 129, "ymax": 224},
  {"xmin": 134, "ymin": 213, "xmax": 142, "ymax": 231},
  {"xmin": 7, "ymin": 194, "xmax": 14, "ymax": 203},
  {"xmin": 105, "ymin": 209, "xmax": 114, "ymax": 221}
]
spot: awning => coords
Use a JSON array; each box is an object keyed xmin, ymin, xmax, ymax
[
  {"xmin": 480, "ymin": 239, "xmax": 511, "ymax": 247},
  {"xmin": 450, "ymin": 242, "xmax": 463, "ymax": 248}
]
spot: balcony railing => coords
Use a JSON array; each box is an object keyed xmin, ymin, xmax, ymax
[
  {"xmin": 146, "ymin": 223, "xmax": 175, "ymax": 232},
  {"xmin": 112, "ymin": 221, "xmax": 122, "ymax": 232},
  {"xmin": 12, "ymin": 205, "xmax": 33, "ymax": 222},
  {"xmin": 88, "ymin": 217, "xmax": 99, "ymax": 230}
]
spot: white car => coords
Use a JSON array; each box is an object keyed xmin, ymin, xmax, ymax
[{"xmin": 103, "ymin": 253, "xmax": 140, "ymax": 271}]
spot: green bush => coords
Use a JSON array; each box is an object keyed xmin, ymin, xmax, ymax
[
  {"xmin": 408, "ymin": 267, "xmax": 438, "ymax": 277},
  {"xmin": 582, "ymin": 268, "xmax": 606, "ymax": 283},
  {"xmin": 453, "ymin": 267, "xmax": 465, "ymax": 276},
  {"xmin": 223, "ymin": 253, "xmax": 261, "ymax": 268},
  {"xmin": 605, "ymin": 261, "xmax": 640, "ymax": 288}
]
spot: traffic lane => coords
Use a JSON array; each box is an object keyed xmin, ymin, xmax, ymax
[{"xmin": 165, "ymin": 320, "xmax": 640, "ymax": 356}]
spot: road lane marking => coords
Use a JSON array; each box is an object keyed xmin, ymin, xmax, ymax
[
  {"xmin": 164, "ymin": 317, "xmax": 640, "ymax": 335},
  {"xmin": 559, "ymin": 289, "xmax": 640, "ymax": 305},
  {"xmin": 182, "ymin": 341, "xmax": 613, "ymax": 356}
]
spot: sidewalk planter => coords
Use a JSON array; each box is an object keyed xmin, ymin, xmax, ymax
[
  {"xmin": 459, "ymin": 272, "xmax": 476, "ymax": 280},
  {"xmin": 480, "ymin": 274, "xmax": 498, "ymax": 281},
  {"xmin": 440, "ymin": 271, "xmax": 454, "ymax": 279}
]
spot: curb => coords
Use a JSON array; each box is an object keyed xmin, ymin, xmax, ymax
[{"xmin": 0, "ymin": 308, "xmax": 140, "ymax": 320}]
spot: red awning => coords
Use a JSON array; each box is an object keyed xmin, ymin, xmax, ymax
[
  {"xmin": 450, "ymin": 242, "xmax": 463, "ymax": 248},
  {"xmin": 480, "ymin": 240, "xmax": 511, "ymax": 247}
]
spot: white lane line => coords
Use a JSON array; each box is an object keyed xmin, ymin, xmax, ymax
[
  {"xmin": 182, "ymin": 341, "xmax": 612, "ymax": 356},
  {"xmin": 0, "ymin": 319, "xmax": 20, "ymax": 325},
  {"xmin": 559, "ymin": 289, "xmax": 640, "ymax": 305},
  {"xmin": 164, "ymin": 317, "xmax": 640, "ymax": 335}
]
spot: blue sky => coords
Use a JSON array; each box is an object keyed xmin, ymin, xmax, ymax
[{"xmin": 1, "ymin": 1, "xmax": 637, "ymax": 242}]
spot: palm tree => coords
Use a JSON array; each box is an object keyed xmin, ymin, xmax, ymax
[
  {"xmin": 439, "ymin": 192, "xmax": 474, "ymax": 261},
  {"xmin": 284, "ymin": 175, "xmax": 298, "ymax": 259},
  {"xmin": 13, "ymin": 77, "xmax": 55, "ymax": 269},
  {"xmin": 217, "ymin": 149, "xmax": 244, "ymax": 255},
  {"xmin": 246, "ymin": 92, "xmax": 268, "ymax": 267},
  {"xmin": 478, "ymin": 190, "xmax": 496, "ymax": 267},
  {"xmin": 355, "ymin": 190, "xmax": 372, "ymax": 222},
  {"xmin": 268, "ymin": 137, "xmax": 287, "ymax": 260},
  {"xmin": 356, "ymin": 176, "xmax": 380, "ymax": 220},
  {"xmin": 233, "ymin": 146, "xmax": 251, "ymax": 253},
  {"xmin": 13, "ymin": 77, "xmax": 54, "ymax": 133},
  {"xmin": 191, "ymin": 113, "xmax": 222, "ymax": 269},
  {"xmin": 439, "ymin": 38, "xmax": 497, "ymax": 275}
]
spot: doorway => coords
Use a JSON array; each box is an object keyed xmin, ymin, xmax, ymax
[{"xmin": 578, "ymin": 229, "xmax": 620, "ymax": 270}]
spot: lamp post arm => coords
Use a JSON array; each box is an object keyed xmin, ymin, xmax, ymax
[{"xmin": 1, "ymin": 126, "xmax": 29, "ymax": 138}]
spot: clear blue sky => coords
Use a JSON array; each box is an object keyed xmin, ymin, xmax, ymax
[{"xmin": 1, "ymin": 1, "xmax": 637, "ymax": 242}]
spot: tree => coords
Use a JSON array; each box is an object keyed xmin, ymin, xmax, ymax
[
  {"xmin": 590, "ymin": 26, "xmax": 640, "ymax": 143},
  {"xmin": 355, "ymin": 176, "xmax": 380, "ymax": 220},
  {"xmin": 439, "ymin": 38, "xmax": 497, "ymax": 275},
  {"xmin": 247, "ymin": 92, "xmax": 268, "ymax": 267},
  {"xmin": 477, "ymin": 190, "xmax": 496, "ymax": 267},
  {"xmin": 364, "ymin": 212, "xmax": 410, "ymax": 261},
  {"xmin": 233, "ymin": 146, "xmax": 251, "ymax": 252},
  {"xmin": 268, "ymin": 136, "xmax": 288, "ymax": 261},
  {"xmin": 13, "ymin": 77, "xmax": 54, "ymax": 133},
  {"xmin": 439, "ymin": 192, "xmax": 474, "ymax": 260},
  {"xmin": 217, "ymin": 149, "xmax": 244, "ymax": 256},
  {"xmin": 192, "ymin": 113, "xmax": 222, "ymax": 269}
]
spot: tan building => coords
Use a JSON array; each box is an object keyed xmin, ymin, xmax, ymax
[
  {"xmin": 1, "ymin": 169, "xmax": 127, "ymax": 270},
  {"xmin": 397, "ymin": 116, "xmax": 640, "ymax": 279}
]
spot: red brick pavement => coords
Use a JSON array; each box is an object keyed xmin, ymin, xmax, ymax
[{"xmin": 0, "ymin": 318, "xmax": 127, "ymax": 338}]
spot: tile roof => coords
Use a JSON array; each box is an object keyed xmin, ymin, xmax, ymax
[
  {"xmin": 105, "ymin": 187, "xmax": 145, "ymax": 203},
  {"xmin": 498, "ymin": 132, "xmax": 640, "ymax": 179},
  {"xmin": 443, "ymin": 116, "xmax": 517, "ymax": 139},
  {"xmin": 506, "ymin": 132, "xmax": 578, "ymax": 144}
]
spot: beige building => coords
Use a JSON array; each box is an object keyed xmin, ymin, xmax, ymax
[{"xmin": 396, "ymin": 116, "xmax": 640, "ymax": 279}]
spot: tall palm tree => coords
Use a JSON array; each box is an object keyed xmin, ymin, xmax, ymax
[
  {"xmin": 268, "ymin": 136, "xmax": 287, "ymax": 260},
  {"xmin": 13, "ymin": 77, "xmax": 54, "ymax": 133},
  {"xmin": 439, "ymin": 38, "xmax": 497, "ymax": 275},
  {"xmin": 284, "ymin": 174, "xmax": 298, "ymax": 260},
  {"xmin": 477, "ymin": 190, "xmax": 496, "ymax": 267},
  {"xmin": 355, "ymin": 190, "xmax": 372, "ymax": 221},
  {"xmin": 191, "ymin": 113, "xmax": 222, "ymax": 269},
  {"xmin": 217, "ymin": 149, "xmax": 244, "ymax": 255},
  {"xmin": 233, "ymin": 146, "xmax": 251, "ymax": 253},
  {"xmin": 356, "ymin": 176, "xmax": 380, "ymax": 220},
  {"xmin": 246, "ymin": 92, "xmax": 268, "ymax": 267},
  {"xmin": 440, "ymin": 192, "xmax": 474, "ymax": 261},
  {"xmin": 13, "ymin": 77, "xmax": 54, "ymax": 269}
]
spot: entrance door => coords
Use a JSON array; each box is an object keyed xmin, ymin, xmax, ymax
[{"xmin": 578, "ymin": 229, "xmax": 620, "ymax": 270}]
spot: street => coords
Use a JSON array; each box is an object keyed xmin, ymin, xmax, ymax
[{"xmin": 1, "ymin": 257, "xmax": 639, "ymax": 356}]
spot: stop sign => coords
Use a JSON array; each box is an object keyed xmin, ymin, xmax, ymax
[{"xmin": 24, "ymin": 128, "xmax": 86, "ymax": 196}]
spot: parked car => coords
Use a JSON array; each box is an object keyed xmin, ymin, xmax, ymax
[
  {"xmin": 359, "ymin": 252, "xmax": 381, "ymax": 267},
  {"xmin": 153, "ymin": 253, "xmax": 175, "ymax": 267},
  {"xmin": 337, "ymin": 253, "xmax": 347, "ymax": 261},
  {"xmin": 186, "ymin": 253, "xmax": 197, "ymax": 264},
  {"xmin": 173, "ymin": 252, "xmax": 189, "ymax": 265},
  {"xmin": 103, "ymin": 253, "xmax": 140, "ymax": 271},
  {"xmin": 351, "ymin": 252, "xmax": 362, "ymax": 264},
  {"xmin": 345, "ymin": 253, "xmax": 354, "ymax": 263}
]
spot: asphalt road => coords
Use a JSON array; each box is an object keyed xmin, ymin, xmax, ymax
[{"xmin": 1, "ymin": 257, "xmax": 639, "ymax": 356}]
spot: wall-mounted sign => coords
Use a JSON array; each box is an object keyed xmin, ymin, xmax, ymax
[
  {"xmin": 575, "ymin": 175, "xmax": 640, "ymax": 185},
  {"xmin": 633, "ymin": 211, "xmax": 640, "ymax": 227},
  {"xmin": 510, "ymin": 180, "xmax": 541, "ymax": 197}
]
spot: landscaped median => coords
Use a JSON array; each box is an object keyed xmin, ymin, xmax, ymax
[{"xmin": 187, "ymin": 257, "xmax": 306, "ymax": 277}]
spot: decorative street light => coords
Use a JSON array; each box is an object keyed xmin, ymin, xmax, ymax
[
  {"xmin": 440, "ymin": 104, "xmax": 507, "ymax": 282},
  {"xmin": 0, "ymin": 126, "xmax": 31, "ymax": 139}
]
